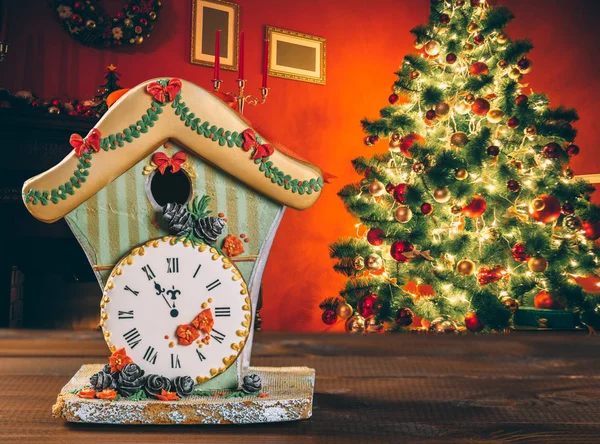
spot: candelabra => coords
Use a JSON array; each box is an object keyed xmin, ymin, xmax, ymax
[
  {"xmin": 0, "ymin": 42, "xmax": 8, "ymax": 62},
  {"xmin": 212, "ymin": 79, "xmax": 269, "ymax": 115}
]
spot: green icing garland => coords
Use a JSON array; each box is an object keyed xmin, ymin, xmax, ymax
[{"xmin": 24, "ymin": 79, "xmax": 323, "ymax": 206}]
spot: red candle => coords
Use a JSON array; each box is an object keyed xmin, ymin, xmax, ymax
[
  {"xmin": 261, "ymin": 39, "xmax": 269, "ymax": 88},
  {"xmin": 238, "ymin": 31, "xmax": 245, "ymax": 80},
  {"xmin": 214, "ymin": 30, "xmax": 221, "ymax": 80}
]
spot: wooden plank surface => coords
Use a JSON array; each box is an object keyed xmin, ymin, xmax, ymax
[{"xmin": 1, "ymin": 330, "xmax": 600, "ymax": 443}]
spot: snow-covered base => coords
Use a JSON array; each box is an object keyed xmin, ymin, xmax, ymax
[{"xmin": 52, "ymin": 365, "xmax": 314, "ymax": 425}]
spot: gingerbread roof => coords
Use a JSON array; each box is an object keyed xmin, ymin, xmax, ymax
[{"xmin": 22, "ymin": 78, "xmax": 325, "ymax": 223}]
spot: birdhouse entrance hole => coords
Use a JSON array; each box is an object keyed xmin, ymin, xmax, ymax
[{"xmin": 147, "ymin": 169, "xmax": 192, "ymax": 209}]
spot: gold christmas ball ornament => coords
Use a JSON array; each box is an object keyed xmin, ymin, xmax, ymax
[
  {"xmin": 391, "ymin": 132, "xmax": 401, "ymax": 141},
  {"xmin": 353, "ymin": 256, "xmax": 365, "ymax": 271},
  {"xmin": 365, "ymin": 254, "xmax": 384, "ymax": 270},
  {"xmin": 456, "ymin": 258, "xmax": 475, "ymax": 276},
  {"xmin": 464, "ymin": 93, "xmax": 476, "ymax": 105},
  {"xmin": 394, "ymin": 206, "xmax": 413, "ymax": 224},
  {"xmin": 450, "ymin": 132, "xmax": 469, "ymax": 148},
  {"xmin": 530, "ymin": 198, "xmax": 546, "ymax": 212},
  {"xmin": 508, "ymin": 68, "xmax": 522, "ymax": 80},
  {"xmin": 429, "ymin": 316, "xmax": 459, "ymax": 334},
  {"xmin": 454, "ymin": 101, "xmax": 470, "ymax": 115},
  {"xmin": 501, "ymin": 296, "xmax": 519, "ymax": 314},
  {"xmin": 134, "ymin": 36, "xmax": 144, "ymax": 45},
  {"xmin": 528, "ymin": 256, "xmax": 549, "ymax": 273},
  {"xmin": 149, "ymin": 11, "xmax": 157, "ymax": 20},
  {"xmin": 414, "ymin": 40, "xmax": 424, "ymax": 49},
  {"xmin": 85, "ymin": 20, "xmax": 97, "ymax": 30},
  {"xmin": 409, "ymin": 70, "xmax": 421, "ymax": 80},
  {"xmin": 368, "ymin": 180, "xmax": 386, "ymax": 196},
  {"xmin": 497, "ymin": 59, "xmax": 509, "ymax": 70},
  {"xmin": 487, "ymin": 109, "xmax": 505, "ymax": 124},
  {"xmin": 466, "ymin": 22, "xmax": 479, "ymax": 34},
  {"xmin": 48, "ymin": 106, "xmax": 60, "ymax": 115},
  {"xmin": 451, "ymin": 205, "xmax": 462, "ymax": 214},
  {"xmin": 496, "ymin": 32, "xmax": 509, "ymax": 44},
  {"xmin": 525, "ymin": 125, "xmax": 537, "ymax": 137},
  {"xmin": 435, "ymin": 102, "xmax": 451, "ymax": 117},
  {"xmin": 337, "ymin": 302, "xmax": 354, "ymax": 320},
  {"xmin": 463, "ymin": 43, "xmax": 475, "ymax": 53},
  {"xmin": 345, "ymin": 315, "xmax": 366, "ymax": 334},
  {"xmin": 433, "ymin": 187, "xmax": 451, "ymax": 203},
  {"xmin": 389, "ymin": 133, "xmax": 401, "ymax": 150},
  {"xmin": 424, "ymin": 40, "xmax": 441, "ymax": 56},
  {"xmin": 455, "ymin": 169, "xmax": 469, "ymax": 180}
]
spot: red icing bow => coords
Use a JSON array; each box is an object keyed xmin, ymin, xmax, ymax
[
  {"xmin": 153, "ymin": 151, "xmax": 187, "ymax": 174},
  {"xmin": 241, "ymin": 129, "xmax": 274, "ymax": 159},
  {"xmin": 70, "ymin": 128, "xmax": 101, "ymax": 157},
  {"xmin": 146, "ymin": 78, "xmax": 182, "ymax": 104}
]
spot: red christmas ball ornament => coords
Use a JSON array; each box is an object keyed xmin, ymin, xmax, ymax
[
  {"xmin": 393, "ymin": 183, "xmax": 408, "ymax": 204},
  {"xmin": 534, "ymin": 290, "xmax": 564, "ymax": 310},
  {"xmin": 462, "ymin": 195, "xmax": 486, "ymax": 218},
  {"xmin": 390, "ymin": 240, "xmax": 414, "ymax": 262},
  {"xmin": 511, "ymin": 243, "xmax": 531, "ymax": 262},
  {"xmin": 473, "ymin": 34, "xmax": 484, "ymax": 45},
  {"xmin": 364, "ymin": 135, "xmax": 379, "ymax": 146},
  {"xmin": 71, "ymin": 14, "xmax": 83, "ymax": 25},
  {"xmin": 425, "ymin": 109, "xmax": 437, "ymax": 120},
  {"xmin": 507, "ymin": 117, "xmax": 520, "ymax": 129},
  {"xmin": 367, "ymin": 228, "xmax": 386, "ymax": 246},
  {"xmin": 464, "ymin": 312, "xmax": 484, "ymax": 332},
  {"xmin": 400, "ymin": 133, "xmax": 426, "ymax": 158},
  {"xmin": 487, "ymin": 145, "xmax": 500, "ymax": 157},
  {"xmin": 583, "ymin": 221, "xmax": 600, "ymax": 240},
  {"xmin": 116, "ymin": 11, "xmax": 125, "ymax": 19},
  {"xmin": 517, "ymin": 58, "xmax": 532, "ymax": 74},
  {"xmin": 506, "ymin": 179, "xmax": 521, "ymax": 193},
  {"xmin": 440, "ymin": 13, "xmax": 451, "ymax": 24},
  {"xmin": 358, "ymin": 293, "xmax": 379, "ymax": 318},
  {"xmin": 542, "ymin": 142, "xmax": 562, "ymax": 159},
  {"xmin": 529, "ymin": 194, "xmax": 561, "ymax": 224},
  {"xmin": 471, "ymin": 98, "xmax": 490, "ymax": 116},
  {"xmin": 561, "ymin": 202, "xmax": 575, "ymax": 215},
  {"xmin": 421, "ymin": 202, "xmax": 434, "ymax": 215},
  {"xmin": 477, "ymin": 265, "xmax": 508, "ymax": 286},
  {"xmin": 446, "ymin": 53, "xmax": 457, "ymax": 64},
  {"xmin": 140, "ymin": 18, "xmax": 149, "ymax": 26},
  {"xmin": 395, "ymin": 308, "xmax": 414, "ymax": 327},
  {"xmin": 515, "ymin": 94, "xmax": 528, "ymax": 106},
  {"xmin": 385, "ymin": 183, "xmax": 396, "ymax": 194},
  {"xmin": 321, "ymin": 309, "xmax": 337, "ymax": 325},
  {"xmin": 469, "ymin": 62, "xmax": 489, "ymax": 76},
  {"xmin": 73, "ymin": 1, "xmax": 85, "ymax": 11},
  {"xmin": 567, "ymin": 144, "xmax": 580, "ymax": 156},
  {"xmin": 49, "ymin": 98, "xmax": 62, "ymax": 108},
  {"xmin": 389, "ymin": 93, "xmax": 399, "ymax": 105}
]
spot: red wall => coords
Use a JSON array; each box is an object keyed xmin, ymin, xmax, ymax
[{"xmin": 2, "ymin": 0, "xmax": 600, "ymax": 332}]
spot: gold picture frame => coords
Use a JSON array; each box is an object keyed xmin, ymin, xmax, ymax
[
  {"xmin": 266, "ymin": 26, "xmax": 326, "ymax": 85},
  {"xmin": 190, "ymin": 0, "xmax": 240, "ymax": 71}
]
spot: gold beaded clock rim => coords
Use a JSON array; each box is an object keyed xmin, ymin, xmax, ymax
[{"xmin": 100, "ymin": 235, "xmax": 252, "ymax": 384}]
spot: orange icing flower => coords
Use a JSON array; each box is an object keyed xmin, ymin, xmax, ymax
[
  {"xmin": 109, "ymin": 348, "xmax": 134, "ymax": 372},
  {"xmin": 96, "ymin": 388, "xmax": 118, "ymax": 400},
  {"xmin": 192, "ymin": 308, "xmax": 214, "ymax": 334},
  {"xmin": 154, "ymin": 389, "xmax": 179, "ymax": 401},
  {"xmin": 222, "ymin": 234, "xmax": 245, "ymax": 257},
  {"xmin": 176, "ymin": 324, "xmax": 200, "ymax": 346},
  {"xmin": 78, "ymin": 388, "xmax": 96, "ymax": 399}
]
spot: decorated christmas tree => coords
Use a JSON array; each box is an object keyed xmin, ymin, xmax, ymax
[
  {"xmin": 92, "ymin": 64, "xmax": 122, "ymax": 116},
  {"xmin": 325, "ymin": 0, "xmax": 600, "ymax": 334}
]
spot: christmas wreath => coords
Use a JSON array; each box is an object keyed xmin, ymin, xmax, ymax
[{"xmin": 52, "ymin": 0, "xmax": 161, "ymax": 48}]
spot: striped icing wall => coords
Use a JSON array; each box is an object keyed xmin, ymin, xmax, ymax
[{"xmin": 65, "ymin": 141, "xmax": 283, "ymax": 288}]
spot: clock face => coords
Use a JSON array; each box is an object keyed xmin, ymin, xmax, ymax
[{"xmin": 101, "ymin": 237, "xmax": 251, "ymax": 383}]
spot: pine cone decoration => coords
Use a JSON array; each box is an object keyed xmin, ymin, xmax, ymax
[
  {"xmin": 90, "ymin": 370, "xmax": 117, "ymax": 391},
  {"xmin": 117, "ymin": 363, "xmax": 146, "ymax": 397},
  {"xmin": 241, "ymin": 374, "xmax": 262, "ymax": 394},
  {"xmin": 194, "ymin": 216, "xmax": 226, "ymax": 244},
  {"xmin": 163, "ymin": 203, "xmax": 194, "ymax": 236},
  {"xmin": 172, "ymin": 376, "xmax": 195, "ymax": 398},
  {"xmin": 144, "ymin": 374, "xmax": 172, "ymax": 397}
]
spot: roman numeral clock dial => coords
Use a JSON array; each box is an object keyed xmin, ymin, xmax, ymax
[{"xmin": 101, "ymin": 237, "xmax": 251, "ymax": 383}]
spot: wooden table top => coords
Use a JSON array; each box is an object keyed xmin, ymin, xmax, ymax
[{"xmin": 1, "ymin": 330, "xmax": 599, "ymax": 443}]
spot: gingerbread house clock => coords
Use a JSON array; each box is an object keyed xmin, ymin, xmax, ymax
[{"xmin": 22, "ymin": 78, "xmax": 324, "ymax": 424}]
